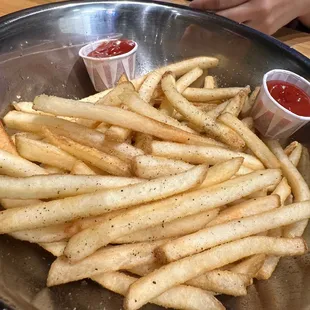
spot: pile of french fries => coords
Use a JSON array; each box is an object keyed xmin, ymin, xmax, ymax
[{"xmin": 1, "ymin": 56, "xmax": 310, "ymax": 310}]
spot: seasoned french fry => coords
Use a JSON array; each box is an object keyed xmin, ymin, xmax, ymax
[
  {"xmin": 93, "ymin": 272, "xmax": 225, "ymax": 310},
  {"xmin": 117, "ymin": 74, "xmax": 129, "ymax": 84},
  {"xmin": 64, "ymin": 169, "xmax": 281, "ymax": 261},
  {"xmin": 151, "ymin": 141, "xmax": 264, "ymax": 170},
  {"xmin": 187, "ymin": 270, "xmax": 251, "ymax": 296},
  {"xmin": 285, "ymin": 141, "xmax": 302, "ymax": 167},
  {"xmin": 0, "ymin": 165, "xmax": 208, "ymax": 234},
  {"xmin": 96, "ymin": 122, "xmax": 110, "ymax": 133},
  {"xmin": 138, "ymin": 70, "xmax": 162, "ymax": 103},
  {"xmin": 161, "ymin": 73, "xmax": 245, "ymax": 149},
  {"xmin": 96, "ymin": 82, "xmax": 135, "ymax": 106},
  {"xmin": 155, "ymin": 56, "xmax": 219, "ymax": 77},
  {"xmin": 114, "ymin": 209, "xmax": 219, "ymax": 243},
  {"xmin": 4, "ymin": 111, "xmax": 107, "ymax": 148},
  {"xmin": 0, "ymin": 175, "xmax": 142, "ymax": 199},
  {"xmin": 70, "ymin": 161, "xmax": 97, "ymax": 175},
  {"xmin": 206, "ymin": 101, "xmax": 229, "ymax": 119},
  {"xmin": 241, "ymin": 117, "xmax": 254, "ymax": 130},
  {"xmin": 298, "ymin": 146, "xmax": 310, "ymax": 187},
  {"xmin": 132, "ymin": 155, "xmax": 194, "ymax": 179},
  {"xmin": 121, "ymin": 91, "xmax": 195, "ymax": 133},
  {"xmin": 0, "ymin": 121, "xmax": 18, "ymax": 155},
  {"xmin": 134, "ymin": 133, "xmax": 153, "ymax": 154},
  {"xmin": 47, "ymin": 239, "xmax": 169, "ymax": 286},
  {"xmin": 40, "ymin": 241, "xmax": 67, "ymax": 257},
  {"xmin": 266, "ymin": 140, "xmax": 310, "ymax": 237},
  {"xmin": 125, "ymin": 236, "xmax": 306, "ymax": 310},
  {"xmin": 207, "ymin": 195, "xmax": 280, "ymax": 227},
  {"xmin": 204, "ymin": 76, "xmax": 216, "ymax": 89},
  {"xmin": 221, "ymin": 91, "xmax": 247, "ymax": 117},
  {"xmin": 33, "ymin": 95, "xmax": 223, "ymax": 147},
  {"xmin": 158, "ymin": 200, "xmax": 310, "ymax": 262},
  {"xmin": 236, "ymin": 165, "xmax": 253, "ymax": 176},
  {"xmin": 0, "ymin": 149, "xmax": 47, "ymax": 177},
  {"xmin": 41, "ymin": 165, "xmax": 65, "ymax": 174},
  {"xmin": 105, "ymin": 125, "xmax": 132, "ymax": 142},
  {"xmin": 176, "ymin": 67, "xmax": 203, "ymax": 93},
  {"xmin": 272, "ymin": 177, "xmax": 291, "ymax": 204},
  {"xmin": 1, "ymin": 198, "xmax": 41, "ymax": 209},
  {"xmin": 15, "ymin": 135, "xmax": 77, "ymax": 171},
  {"xmin": 43, "ymin": 128, "xmax": 132, "ymax": 177},
  {"xmin": 229, "ymin": 254, "xmax": 266, "ymax": 277},
  {"xmin": 11, "ymin": 223, "xmax": 72, "ymax": 243},
  {"xmin": 240, "ymin": 86, "xmax": 260, "ymax": 117},
  {"xmin": 218, "ymin": 113, "xmax": 280, "ymax": 168},
  {"xmin": 201, "ymin": 158, "xmax": 243, "ymax": 188}
]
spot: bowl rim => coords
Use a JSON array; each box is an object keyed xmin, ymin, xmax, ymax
[{"xmin": 0, "ymin": 0, "xmax": 309, "ymax": 72}]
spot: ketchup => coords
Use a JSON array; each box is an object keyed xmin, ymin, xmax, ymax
[
  {"xmin": 267, "ymin": 80, "xmax": 310, "ymax": 117},
  {"xmin": 88, "ymin": 40, "xmax": 135, "ymax": 58}
]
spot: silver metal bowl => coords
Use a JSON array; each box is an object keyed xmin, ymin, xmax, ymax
[{"xmin": 0, "ymin": 1, "xmax": 309, "ymax": 309}]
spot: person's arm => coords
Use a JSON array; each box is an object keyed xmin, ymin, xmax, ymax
[
  {"xmin": 299, "ymin": 13, "xmax": 310, "ymax": 28},
  {"xmin": 190, "ymin": 0, "xmax": 310, "ymax": 35}
]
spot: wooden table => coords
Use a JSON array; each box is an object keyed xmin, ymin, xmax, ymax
[{"xmin": 0, "ymin": 0, "xmax": 309, "ymax": 58}]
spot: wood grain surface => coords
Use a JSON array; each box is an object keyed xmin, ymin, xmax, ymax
[{"xmin": 0, "ymin": 0, "xmax": 309, "ymax": 58}]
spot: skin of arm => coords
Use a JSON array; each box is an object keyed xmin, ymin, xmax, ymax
[{"xmin": 190, "ymin": 0, "xmax": 310, "ymax": 35}]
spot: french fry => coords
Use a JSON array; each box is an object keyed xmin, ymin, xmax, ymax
[
  {"xmin": 138, "ymin": 70, "xmax": 162, "ymax": 103},
  {"xmin": 117, "ymin": 74, "xmax": 129, "ymax": 84},
  {"xmin": 33, "ymin": 95, "xmax": 223, "ymax": 147},
  {"xmin": 206, "ymin": 100, "xmax": 229, "ymax": 119},
  {"xmin": 154, "ymin": 56, "xmax": 219, "ymax": 77},
  {"xmin": 70, "ymin": 161, "xmax": 97, "ymax": 175},
  {"xmin": 298, "ymin": 146, "xmax": 310, "ymax": 187},
  {"xmin": 204, "ymin": 76, "xmax": 216, "ymax": 89},
  {"xmin": 93, "ymin": 272, "xmax": 225, "ymax": 310},
  {"xmin": 132, "ymin": 155, "xmax": 194, "ymax": 179},
  {"xmin": 0, "ymin": 175, "xmax": 142, "ymax": 199},
  {"xmin": 0, "ymin": 121, "xmax": 18, "ymax": 155},
  {"xmin": 229, "ymin": 254, "xmax": 266, "ymax": 277},
  {"xmin": 128, "ymin": 263, "xmax": 250, "ymax": 297},
  {"xmin": 187, "ymin": 270, "xmax": 251, "ymax": 296},
  {"xmin": 241, "ymin": 117, "xmax": 254, "ymax": 131},
  {"xmin": 201, "ymin": 158, "xmax": 243, "ymax": 188},
  {"xmin": 182, "ymin": 86, "xmax": 249, "ymax": 102},
  {"xmin": 207, "ymin": 195, "xmax": 280, "ymax": 227},
  {"xmin": 105, "ymin": 125, "xmax": 132, "ymax": 142},
  {"xmin": 0, "ymin": 165, "xmax": 208, "ymax": 234},
  {"xmin": 65, "ymin": 169, "xmax": 281, "ymax": 261},
  {"xmin": 176, "ymin": 67, "xmax": 203, "ymax": 93},
  {"xmin": 11, "ymin": 223, "xmax": 72, "ymax": 243},
  {"xmin": 96, "ymin": 122, "xmax": 110, "ymax": 133},
  {"xmin": 0, "ymin": 149, "xmax": 47, "ymax": 177},
  {"xmin": 272, "ymin": 177, "xmax": 291, "ymax": 204},
  {"xmin": 266, "ymin": 140, "xmax": 310, "ymax": 237},
  {"xmin": 96, "ymin": 82, "xmax": 135, "ymax": 106},
  {"xmin": 193, "ymin": 103, "xmax": 218, "ymax": 113},
  {"xmin": 151, "ymin": 141, "xmax": 264, "ymax": 170},
  {"xmin": 124, "ymin": 236, "xmax": 306, "ymax": 310},
  {"xmin": 4, "ymin": 111, "xmax": 107, "ymax": 148},
  {"xmin": 15, "ymin": 135, "xmax": 77, "ymax": 171},
  {"xmin": 114, "ymin": 209, "xmax": 219, "ymax": 243},
  {"xmin": 1, "ymin": 198, "xmax": 41, "ymax": 209},
  {"xmin": 12, "ymin": 101, "xmax": 98, "ymax": 128},
  {"xmin": 161, "ymin": 73, "xmax": 245, "ymax": 149},
  {"xmin": 158, "ymin": 200, "xmax": 310, "ymax": 262},
  {"xmin": 41, "ymin": 165, "xmax": 66, "ymax": 174},
  {"xmin": 285, "ymin": 141, "xmax": 302, "ymax": 167},
  {"xmin": 236, "ymin": 165, "xmax": 253, "ymax": 176},
  {"xmin": 43, "ymin": 128, "xmax": 132, "ymax": 177},
  {"xmin": 120, "ymin": 90, "xmax": 195, "ymax": 133},
  {"xmin": 221, "ymin": 91, "xmax": 247, "ymax": 117},
  {"xmin": 218, "ymin": 113, "xmax": 280, "ymax": 168},
  {"xmin": 134, "ymin": 133, "xmax": 153, "ymax": 154},
  {"xmin": 40, "ymin": 241, "xmax": 67, "ymax": 257},
  {"xmin": 47, "ymin": 239, "xmax": 169, "ymax": 286},
  {"xmin": 240, "ymin": 86, "xmax": 260, "ymax": 117}
]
